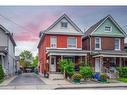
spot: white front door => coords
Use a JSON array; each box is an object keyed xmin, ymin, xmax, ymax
[
  {"xmin": 95, "ymin": 58, "xmax": 101, "ymax": 72},
  {"xmin": 50, "ymin": 56, "xmax": 56, "ymax": 72}
]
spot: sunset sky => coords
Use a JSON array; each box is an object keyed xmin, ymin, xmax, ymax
[{"xmin": 0, "ymin": 6, "xmax": 127, "ymax": 56}]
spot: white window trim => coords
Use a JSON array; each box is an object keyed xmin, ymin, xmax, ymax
[
  {"xmin": 95, "ymin": 37, "xmax": 101, "ymax": 50},
  {"xmin": 67, "ymin": 37, "xmax": 77, "ymax": 48},
  {"xmin": 105, "ymin": 26, "xmax": 112, "ymax": 32},
  {"xmin": 115, "ymin": 38, "xmax": 121, "ymax": 51},
  {"xmin": 50, "ymin": 36, "xmax": 57, "ymax": 48}
]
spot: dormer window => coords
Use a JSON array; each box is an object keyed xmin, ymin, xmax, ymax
[
  {"xmin": 61, "ymin": 22, "xmax": 68, "ymax": 28},
  {"xmin": 105, "ymin": 26, "xmax": 112, "ymax": 32}
]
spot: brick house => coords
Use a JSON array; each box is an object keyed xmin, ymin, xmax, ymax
[
  {"xmin": 38, "ymin": 14, "xmax": 88, "ymax": 77},
  {"xmin": 82, "ymin": 15, "xmax": 127, "ymax": 78}
]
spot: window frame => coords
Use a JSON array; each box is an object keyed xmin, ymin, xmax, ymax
[
  {"xmin": 50, "ymin": 36, "xmax": 57, "ymax": 48},
  {"xmin": 95, "ymin": 37, "xmax": 101, "ymax": 50},
  {"xmin": 67, "ymin": 37, "xmax": 77, "ymax": 48},
  {"xmin": 61, "ymin": 22, "xmax": 68, "ymax": 28},
  {"xmin": 105, "ymin": 26, "xmax": 112, "ymax": 32},
  {"xmin": 114, "ymin": 38, "xmax": 121, "ymax": 50}
]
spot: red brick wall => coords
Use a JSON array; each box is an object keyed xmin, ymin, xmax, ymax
[
  {"xmin": 90, "ymin": 36, "xmax": 125, "ymax": 51},
  {"xmin": 82, "ymin": 37, "xmax": 90, "ymax": 50},
  {"xmin": 38, "ymin": 34, "xmax": 82, "ymax": 73}
]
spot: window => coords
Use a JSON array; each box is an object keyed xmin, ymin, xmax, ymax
[
  {"xmin": 50, "ymin": 36, "xmax": 57, "ymax": 48},
  {"xmin": 68, "ymin": 37, "xmax": 76, "ymax": 48},
  {"xmin": 95, "ymin": 37, "xmax": 101, "ymax": 50},
  {"xmin": 115, "ymin": 38, "xmax": 120, "ymax": 50},
  {"xmin": 61, "ymin": 22, "xmax": 68, "ymax": 28},
  {"xmin": 105, "ymin": 26, "xmax": 112, "ymax": 32}
]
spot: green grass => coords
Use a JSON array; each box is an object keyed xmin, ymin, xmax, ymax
[
  {"xmin": 0, "ymin": 79, "xmax": 4, "ymax": 84},
  {"xmin": 117, "ymin": 78, "xmax": 127, "ymax": 83}
]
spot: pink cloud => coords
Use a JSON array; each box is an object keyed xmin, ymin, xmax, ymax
[{"xmin": 14, "ymin": 13, "xmax": 57, "ymax": 42}]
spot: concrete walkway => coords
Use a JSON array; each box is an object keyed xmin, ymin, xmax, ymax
[{"xmin": 39, "ymin": 76, "xmax": 127, "ymax": 89}]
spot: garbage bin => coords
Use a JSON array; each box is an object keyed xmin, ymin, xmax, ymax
[{"xmin": 95, "ymin": 72, "xmax": 100, "ymax": 80}]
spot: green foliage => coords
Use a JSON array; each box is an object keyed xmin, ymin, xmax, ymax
[
  {"xmin": 31, "ymin": 56, "xmax": 38, "ymax": 68},
  {"xmin": 19, "ymin": 50, "xmax": 33, "ymax": 68},
  {"xmin": 117, "ymin": 78, "xmax": 127, "ymax": 83},
  {"xmin": 0, "ymin": 64, "xmax": 4, "ymax": 80},
  {"xmin": 100, "ymin": 73, "xmax": 109, "ymax": 81},
  {"xmin": 59, "ymin": 59, "xmax": 74, "ymax": 78},
  {"xmin": 117, "ymin": 67, "xmax": 127, "ymax": 78},
  {"xmin": 71, "ymin": 73, "xmax": 82, "ymax": 80},
  {"xmin": 79, "ymin": 66, "xmax": 93, "ymax": 80}
]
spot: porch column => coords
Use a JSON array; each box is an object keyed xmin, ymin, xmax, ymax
[
  {"xmin": 85, "ymin": 56, "xmax": 87, "ymax": 64},
  {"xmin": 119, "ymin": 57, "xmax": 122, "ymax": 67},
  {"xmin": 49, "ymin": 55, "xmax": 52, "ymax": 72},
  {"xmin": 100, "ymin": 56, "xmax": 103, "ymax": 73},
  {"xmin": 61, "ymin": 55, "xmax": 63, "ymax": 60}
]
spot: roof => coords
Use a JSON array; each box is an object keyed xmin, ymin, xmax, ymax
[
  {"xmin": 0, "ymin": 24, "xmax": 16, "ymax": 46},
  {"xmin": 46, "ymin": 48, "xmax": 90, "ymax": 56},
  {"xmin": 84, "ymin": 15, "xmax": 127, "ymax": 38},
  {"xmin": 43, "ymin": 13, "xmax": 83, "ymax": 34},
  {"xmin": 38, "ymin": 14, "xmax": 83, "ymax": 48}
]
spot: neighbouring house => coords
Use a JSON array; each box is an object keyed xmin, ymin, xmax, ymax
[
  {"xmin": 0, "ymin": 24, "xmax": 16, "ymax": 77},
  {"xmin": 38, "ymin": 14, "xmax": 89, "ymax": 78},
  {"xmin": 82, "ymin": 15, "xmax": 127, "ymax": 78}
]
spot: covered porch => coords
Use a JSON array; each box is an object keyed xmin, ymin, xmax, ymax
[
  {"xmin": 93, "ymin": 51, "xmax": 127, "ymax": 78},
  {"xmin": 46, "ymin": 49, "xmax": 89, "ymax": 73}
]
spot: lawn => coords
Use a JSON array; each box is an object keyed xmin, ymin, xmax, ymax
[
  {"xmin": 0, "ymin": 79, "xmax": 4, "ymax": 84},
  {"xmin": 117, "ymin": 78, "xmax": 127, "ymax": 83}
]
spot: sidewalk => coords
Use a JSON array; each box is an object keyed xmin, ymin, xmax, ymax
[
  {"xmin": 39, "ymin": 76, "xmax": 127, "ymax": 89},
  {"xmin": 0, "ymin": 76, "xmax": 17, "ymax": 86}
]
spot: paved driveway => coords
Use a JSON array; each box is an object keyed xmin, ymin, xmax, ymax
[{"xmin": 8, "ymin": 73, "xmax": 45, "ymax": 86}]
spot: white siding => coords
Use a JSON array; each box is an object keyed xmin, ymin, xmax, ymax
[{"xmin": 48, "ymin": 18, "xmax": 81, "ymax": 34}]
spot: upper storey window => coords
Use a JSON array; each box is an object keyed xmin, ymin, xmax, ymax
[
  {"xmin": 95, "ymin": 37, "xmax": 101, "ymax": 50},
  {"xmin": 105, "ymin": 26, "xmax": 112, "ymax": 32},
  {"xmin": 115, "ymin": 38, "xmax": 120, "ymax": 50},
  {"xmin": 50, "ymin": 36, "xmax": 57, "ymax": 48},
  {"xmin": 68, "ymin": 37, "xmax": 76, "ymax": 48},
  {"xmin": 61, "ymin": 22, "xmax": 68, "ymax": 28}
]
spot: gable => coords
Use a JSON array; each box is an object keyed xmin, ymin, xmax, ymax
[
  {"xmin": 92, "ymin": 18, "xmax": 125, "ymax": 37},
  {"xmin": 44, "ymin": 14, "xmax": 83, "ymax": 35}
]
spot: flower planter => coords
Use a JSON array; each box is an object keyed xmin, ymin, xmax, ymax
[
  {"xmin": 73, "ymin": 79, "xmax": 80, "ymax": 83},
  {"xmin": 100, "ymin": 79, "xmax": 108, "ymax": 83}
]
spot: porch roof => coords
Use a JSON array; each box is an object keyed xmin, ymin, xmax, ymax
[{"xmin": 46, "ymin": 48, "xmax": 89, "ymax": 56}]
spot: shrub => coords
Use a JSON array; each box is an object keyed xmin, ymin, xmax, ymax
[
  {"xmin": 100, "ymin": 73, "xmax": 109, "ymax": 81},
  {"xmin": 59, "ymin": 59, "xmax": 74, "ymax": 78},
  {"xmin": 0, "ymin": 64, "xmax": 4, "ymax": 80},
  {"xmin": 117, "ymin": 67, "xmax": 127, "ymax": 78},
  {"xmin": 71, "ymin": 73, "xmax": 82, "ymax": 80},
  {"xmin": 79, "ymin": 66, "xmax": 93, "ymax": 80}
]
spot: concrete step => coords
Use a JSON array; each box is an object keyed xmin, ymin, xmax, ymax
[{"xmin": 49, "ymin": 73, "xmax": 64, "ymax": 80}]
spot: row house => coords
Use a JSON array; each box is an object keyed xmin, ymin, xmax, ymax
[
  {"xmin": 38, "ymin": 14, "xmax": 127, "ymax": 78},
  {"xmin": 38, "ymin": 14, "xmax": 88, "ymax": 77},
  {"xmin": 83, "ymin": 15, "xmax": 127, "ymax": 78}
]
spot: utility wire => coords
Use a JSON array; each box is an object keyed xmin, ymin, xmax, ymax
[{"xmin": 0, "ymin": 13, "xmax": 33, "ymax": 33}]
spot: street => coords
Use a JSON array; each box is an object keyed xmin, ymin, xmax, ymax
[{"xmin": 8, "ymin": 73, "xmax": 45, "ymax": 86}]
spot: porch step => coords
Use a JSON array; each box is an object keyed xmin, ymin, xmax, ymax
[{"xmin": 49, "ymin": 73, "xmax": 64, "ymax": 80}]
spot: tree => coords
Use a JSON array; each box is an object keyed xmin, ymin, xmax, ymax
[
  {"xmin": 32, "ymin": 55, "xmax": 38, "ymax": 68},
  {"xmin": 19, "ymin": 50, "xmax": 33, "ymax": 68}
]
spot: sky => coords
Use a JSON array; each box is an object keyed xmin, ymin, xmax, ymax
[{"xmin": 0, "ymin": 6, "xmax": 127, "ymax": 56}]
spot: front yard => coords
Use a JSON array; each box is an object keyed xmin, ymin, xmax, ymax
[{"xmin": 117, "ymin": 78, "xmax": 127, "ymax": 83}]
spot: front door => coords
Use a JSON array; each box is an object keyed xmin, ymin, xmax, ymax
[
  {"xmin": 95, "ymin": 58, "xmax": 101, "ymax": 72},
  {"xmin": 50, "ymin": 56, "xmax": 56, "ymax": 72}
]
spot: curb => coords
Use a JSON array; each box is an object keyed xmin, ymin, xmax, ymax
[{"xmin": 55, "ymin": 85, "xmax": 127, "ymax": 89}]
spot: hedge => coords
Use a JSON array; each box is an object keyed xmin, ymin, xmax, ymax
[
  {"xmin": 117, "ymin": 67, "xmax": 127, "ymax": 78},
  {"xmin": 0, "ymin": 64, "xmax": 4, "ymax": 80}
]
